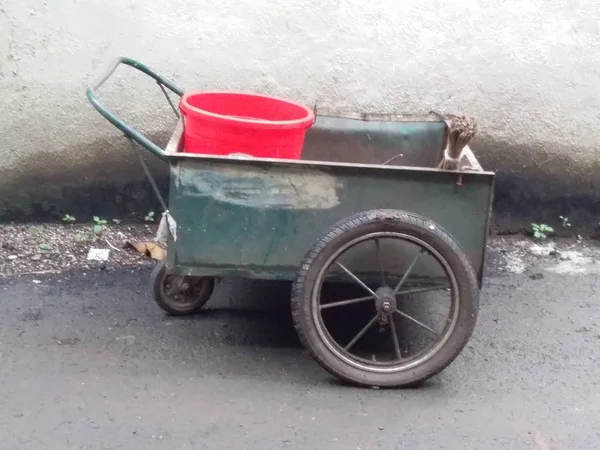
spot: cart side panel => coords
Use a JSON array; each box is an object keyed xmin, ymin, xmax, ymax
[
  {"xmin": 302, "ymin": 115, "xmax": 447, "ymax": 168},
  {"xmin": 167, "ymin": 159, "xmax": 494, "ymax": 285}
]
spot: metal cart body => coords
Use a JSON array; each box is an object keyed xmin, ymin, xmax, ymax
[
  {"xmin": 163, "ymin": 119, "xmax": 494, "ymax": 285},
  {"xmin": 87, "ymin": 57, "xmax": 495, "ymax": 389}
]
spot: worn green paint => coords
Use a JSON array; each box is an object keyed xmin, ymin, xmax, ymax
[
  {"xmin": 166, "ymin": 156, "xmax": 494, "ymax": 286},
  {"xmin": 302, "ymin": 114, "xmax": 447, "ymax": 168}
]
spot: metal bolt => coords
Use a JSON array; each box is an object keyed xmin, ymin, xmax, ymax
[
  {"xmin": 180, "ymin": 282, "xmax": 190, "ymax": 291},
  {"xmin": 382, "ymin": 302, "xmax": 391, "ymax": 312}
]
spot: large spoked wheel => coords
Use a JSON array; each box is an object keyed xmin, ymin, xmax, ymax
[
  {"xmin": 291, "ymin": 209, "xmax": 479, "ymax": 388},
  {"xmin": 151, "ymin": 261, "xmax": 215, "ymax": 316}
]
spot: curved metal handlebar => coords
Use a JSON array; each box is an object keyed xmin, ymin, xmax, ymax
[{"xmin": 86, "ymin": 57, "xmax": 185, "ymax": 160}]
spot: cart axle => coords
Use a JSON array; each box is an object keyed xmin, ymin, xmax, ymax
[{"xmin": 374, "ymin": 286, "xmax": 397, "ymax": 314}]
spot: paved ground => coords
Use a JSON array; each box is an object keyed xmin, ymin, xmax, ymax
[{"xmin": 1, "ymin": 236, "xmax": 600, "ymax": 449}]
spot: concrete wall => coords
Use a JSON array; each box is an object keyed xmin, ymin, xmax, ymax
[{"xmin": 1, "ymin": 0, "xmax": 600, "ymax": 226}]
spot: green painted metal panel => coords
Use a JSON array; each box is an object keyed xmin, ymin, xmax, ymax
[
  {"xmin": 166, "ymin": 157, "xmax": 494, "ymax": 286},
  {"xmin": 302, "ymin": 114, "xmax": 447, "ymax": 168}
]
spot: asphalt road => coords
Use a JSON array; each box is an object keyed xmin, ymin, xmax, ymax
[{"xmin": 1, "ymin": 238, "xmax": 599, "ymax": 449}]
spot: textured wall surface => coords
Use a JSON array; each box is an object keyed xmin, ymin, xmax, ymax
[{"xmin": 1, "ymin": 0, "xmax": 600, "ymax": 221}]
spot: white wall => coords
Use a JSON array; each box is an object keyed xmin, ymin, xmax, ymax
[{"xmin": 1, "ymin": 0, "xmax": 600, "ymax": 200}]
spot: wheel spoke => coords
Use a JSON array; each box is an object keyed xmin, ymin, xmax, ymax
[
  {"xmin": 344, "ymin": 314, "xmax": 380, "ymax": 351},
  {"xmin": 389, "ymin": 315, "xmax": 402, "ymax": 360},
  {"xmin": 394, "ymin": 310, "xmax": 438, "ymax": 336},
  {"xmin": 396, "ymin": 284, "xmax": 448, "ymax": 296},
  {"xmin": 335, "ymin": 262, "xmax": 378, "ymax": 297},
  {"xmin": 374, "ymin": 238, "xmax": 386, "ymax": 286},
  {"xmin": 393, "ymin": 249, "xmax": 424, "ymax": 294},
  {"xmin": 320, "ymin": 295, "xmax": 374, "ymax": 310}
]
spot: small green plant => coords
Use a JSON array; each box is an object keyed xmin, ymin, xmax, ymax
[
  {"xmin": 74, "ymin": 232, "xmax": 93, "ymax": 243},
  {"xmin": 93, "ymin": 216, "xmax": 108, "ymax": 235},
  {"xmin": 144, "ymin": 211, "xmax": 155, "ymax": 223},
  {"xmin": 531, "ymin": 223, "xmax": 554, "ymax": 239},
  {"xmin": 39, "ymin": 242, "xmax": 56, "ymax": 252},
  {"xmin": 112, "ymin": 218, "xmax": 121, "ymax": 225},
  {"xmin": 62, "ymin": 214, "xmax": 76, "ymax": 223},
  {"xmin": 559, "ymin": 215, "xmax": 571, "ymax": 227}
]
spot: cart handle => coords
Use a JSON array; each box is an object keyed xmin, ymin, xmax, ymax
[{"xmin": 86, "ymin": 57, "xmax": 185, "ymax": 161}]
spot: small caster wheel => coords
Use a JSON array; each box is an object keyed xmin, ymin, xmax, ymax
[{"xmin": 150, "ymin": 261, "xmax": 215, "ymax": 316}]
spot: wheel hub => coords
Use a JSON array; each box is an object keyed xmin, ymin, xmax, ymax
[
  {"xmin": 374, "ymin": 286, "xmax": 397, "ymax": 314},
  {"xmin": 164, "ymin": 276, "xmax": 196, "ymax": 304}
]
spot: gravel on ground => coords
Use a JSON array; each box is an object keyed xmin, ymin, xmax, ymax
[
  {"xmin": 0, "ymin": 223, "xmax": 159, "ymax": 276},
  {"xmin": 2, "ymin": 222, "xmax": 599, "ymax": 279}
]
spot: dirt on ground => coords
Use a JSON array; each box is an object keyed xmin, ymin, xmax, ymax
[
  {"xmin": 488, "ymin": 234, "xmax": 600, "ymax": 276},
  {"xmin": 3, "ymin": 221, "xmax": 599, "ymax": 279},
  {"xmin": 0, "ymin": 222, "xmax": 160, "ymax": 276}
]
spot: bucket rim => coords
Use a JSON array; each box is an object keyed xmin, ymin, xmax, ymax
[{"xmin": 179, "ymin": 90, "xmax": 316, "ymax": 129}]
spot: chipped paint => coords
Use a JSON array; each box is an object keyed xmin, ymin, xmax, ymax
[{"xmin": 180, "ymin": 163, "xmax": 343, "ymax": 210}]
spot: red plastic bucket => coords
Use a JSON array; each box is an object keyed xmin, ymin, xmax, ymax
[{"xmin": 179, "ymin": 91, "xmax": 315, "ymax": 159}]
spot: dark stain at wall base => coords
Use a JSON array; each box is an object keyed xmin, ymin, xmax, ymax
[
  {"xmin": 0, "ymin": 132, "xmax": 171, "ymax": 224},
  {"xmin": 491, "ymin": 171, "xmax": 600, "ymax": 238},
  {"xmin": 2, "ymin": 132, "xmax": 599, "ymax": 237},
  {"xmin": 3, "ymin": 166, "xmax": 600, "ymax": 238},
  {"xmin": 0, "ymin": 175, "xmax": 169, "ymax": 224},
  {"xmin": 470, "ymin": 135, "xmax": 600, "ymax": 238}
]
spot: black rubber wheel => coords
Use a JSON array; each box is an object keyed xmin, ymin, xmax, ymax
[
  {"xmin": 150, "ymin": 261, "xmax": 215, "ymax": 316},
  {"xmin": 291, "ymin": 209, "xmax": 479, "ymax": 388}
]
